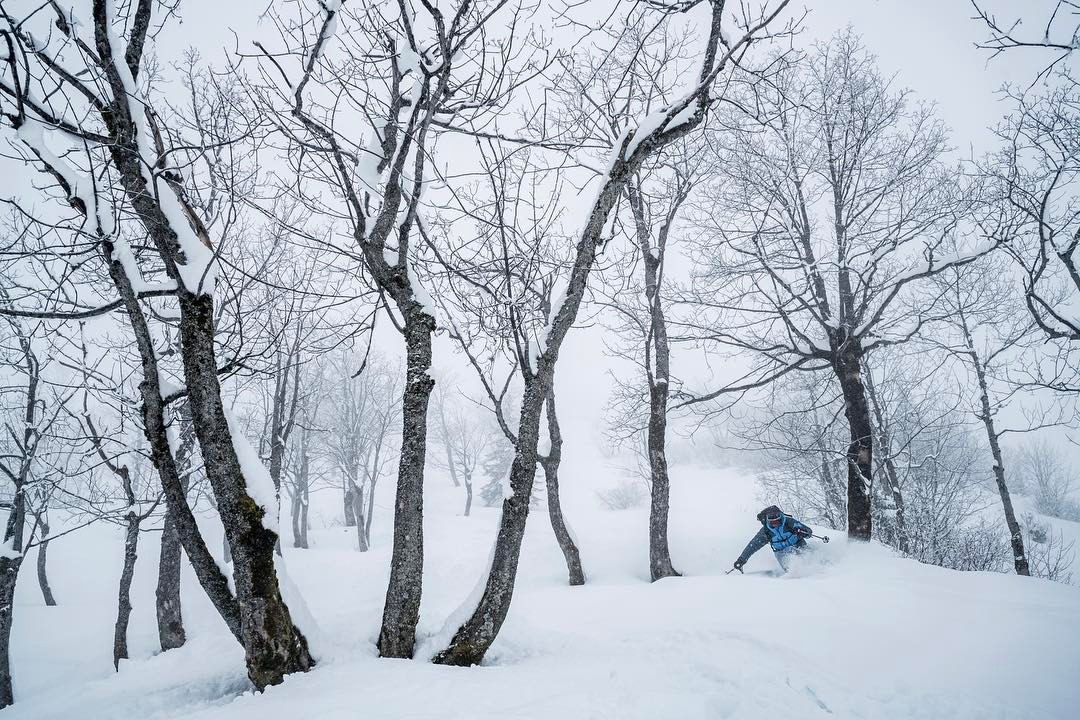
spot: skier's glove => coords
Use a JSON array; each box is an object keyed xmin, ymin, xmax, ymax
[
  {"xmin": 795, "ymin": 527, "xmax": 812, "ymax": 538},
  {"xmin": 733, "ymin": 559, "xmax": 745, "ymax": 571}
]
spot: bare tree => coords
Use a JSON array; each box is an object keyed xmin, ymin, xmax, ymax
[
  {"xmin": 603, "ymin": 139, "xmax": 702, "ymax": 580},
  {"xmin": 432, "ymin": 0, "xmax": 796, "ymax": 666},
  {"xmin": 926, "ymin": 255, "xmax": 1065, "ymax": 576},
  {"xmin": 0, "ymin": 1, "xmax": 312, "ymax": 686},
  {"xmin": 983, "ymin": 84, "xmax": 1080, "ymax": 404},
  {"xmin": 680, "ymin": 31, "xmax": 989, "ymax": 541},
  {"xmin": 247, "ymin": 0, "xmax": 547, "ymax": 657},
  {"xmin": 0, "ymin": 313, "xmax": 66, "ymax": 708}
]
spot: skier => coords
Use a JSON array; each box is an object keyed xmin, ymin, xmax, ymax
[{"xmin": 732, "ymin": 505, "xmax": 813, "ymax": 573}]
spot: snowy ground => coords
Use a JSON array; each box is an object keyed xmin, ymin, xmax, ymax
[{"xmin": 5, "ymin": 463, "xmax": 1080, "ymax": 719}]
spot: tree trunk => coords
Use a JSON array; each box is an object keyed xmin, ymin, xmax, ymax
[
  {"xmin": 463, "ymin": 475, "xmax": 473, "ymax": 517},
  {"xmin": 35, "ymin": 516, "xmax": 56, "ymax": 607},
  {"xmin": 433, "ymin": 375, "xmax": 547, "ymax": 666},
  {"xmin": 831, "ymin": 337, "xmax": 874, "ymax": 541},
  {"xmin": 0, "ymin": 557, "xmax": 22, "ymax": 709},
  {"xmin": 439, "ymin": 405, "xmax": 461, "ymax": 488},
  {"xmin": 377, "ymin": 309, "xmax": 434, "ymax": 659},
  {"xmin": 177, "ymin": 292, "xmax": 313, "ymax": 687},
  {"xmin": 646, "ymin": 378, "xmax": 679, "ymax": 580},
  {"xmin": 629, "ymin": 180, "xmax": 679, "ymax": 581},
  {"xmin": 967, "ymin": 344, "xmax": 1030, "ymax": 576},
  {"xmin": 541, "ymin": 389, "xmax": 585, "ymax": 586},
  {"xmin": 865, "ymin": 369, "xmax": 906, "ymax": 553},
  {"xmin": 298, "ymin": 496, "xmax": 309, "ymax": 550},
  {"xmin": 104, "ymin": 256, "xmax": 243, "ymax": 644},
  {"xmin": 343, "ymin": 481, "xmax": 357, "ymax": 527},
  {"xmin": 156, "ymin": 506, "xmax": 186, "ymax": 651},
  {"xmin": 114, "ymin": 513, "xmax": 140, "ymax": 670},
  {"xmin": 353, "ymin": 482, "xmax": 369, "ymax": 552},
  {"xmin": 292, "ymin": 430, "xmax": 311, "ymax": 549},
  {"xmin": 364, "ymin": 477, "xmax": 376, "ymax": 549}
]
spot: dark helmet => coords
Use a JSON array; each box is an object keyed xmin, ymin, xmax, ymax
[{"xmin": 757, "ymin": 505, "xmax": 784, "ymax": 527}]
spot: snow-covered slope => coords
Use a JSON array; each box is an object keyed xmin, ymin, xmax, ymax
[{"xmin": 6, "ymin": 465, "xmax": 1079, "ymax": 719}]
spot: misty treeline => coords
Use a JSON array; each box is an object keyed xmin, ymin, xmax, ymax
[{"xmin": 0, "ymin": 0, "xmax": 1075, "ymax": 708}]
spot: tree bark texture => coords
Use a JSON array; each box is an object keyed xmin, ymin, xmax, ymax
[
  {"xmin": 865, "ymin": 369, "xmax": 907, "ymax": 553},
  {"xmin": 177, "ymin": 293, "xmax": 314, "ymax": 687},
  {"xmin": 629, "ymin": 181, "xmax": 679, "ymax": 581},
  {"xmin": 156, "ymin": 506, "xmax": 186, "ymax": 651},
  {"xmin": 113, "ymin": 513, "xmax": 140, "ymax": 670},
  {"xmin": 830, "ymin": 336, "xmax": 874, "ymax": 541},
  {"xmin": 432, "ymin": 0, "xmax": 732, "ymax": 665},
  {"xmin": 110, "ymin": 259, "xmax": 242, "ymax": 643},
  {"xmin": 967, "ymin": 341, "xmax": 1030, "ymax": 576},
  {"xmin": 377, "ymin": 309, "xmax": 434, "ymax": 659},
  {"xmin": 432, "ymin": 375, "xmax": 547, "ymax": 666},
  {"xmin": 0, "ymin": 557, "xmax": 21, "ymax": 709},
  {"xmin": 540, "ymin": 389, "xmax": 585, "ymax": 586},
  {"xmin": 35, "ymin": 516, "xmax": 56, "ymax": 607},
  {"xmin": 87, "ymin": 8, "xmax": 311, "ymax": 686}
]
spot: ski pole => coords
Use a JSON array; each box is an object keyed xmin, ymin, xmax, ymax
[
  {"xmin": 725, "ymin": 566, "xmax": 743, "ymax": 575},
  {"xmin": 809, "ymin": 534, "xmax": 830, "ymax": 544}
]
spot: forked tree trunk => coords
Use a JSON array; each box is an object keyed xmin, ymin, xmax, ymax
[
  {"xmin": 865, "ymin": 369, "xmax": 907, "ymax": 553},
  {"xmin": 629, "ymin": 181, "xmax": 679, "ymax": 581},
  {"xmin": 36, "ymin": 516, "xmax": 56, "ymax": 607},
  {"xmin": 540, "ymin": 389, "xmax": 585, "ymax": 586},
  {"xmin": 92, "ymin": 8, "xmax": 311, "ymax": 682},
  {"xmin": 831, "ymin": 336, "xmax": 874, "ymax": 541},
  {"xmin": 176, "ymin": 293, "xmax": 314, "ymax": 687},
  {"xmin": 432, "ymin": 0, "xmax": 730, "ymax": 664},
  {"xmin": 114, "ymin": 513, "xmax": 140, "ymax": 670},
  {"xmin": 377, "ymin": 309, "xmax": 434, "ymax": 659},
  {"xmin": 433, "ymin": 375, "xmax": 547, "ymax": 666},
  {"xmin": 106, "ymin": 258, "xmax": 242, "ymax": 644}
]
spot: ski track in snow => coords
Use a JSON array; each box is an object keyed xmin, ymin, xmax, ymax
[{"xmin": 5, "ymin": 465, "xmax": 1079, "ymax": 720}]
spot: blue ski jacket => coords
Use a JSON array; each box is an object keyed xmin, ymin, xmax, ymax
[{"xmin": 737, "ymin": 512, "xmax": 811, "ymax": 565}]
